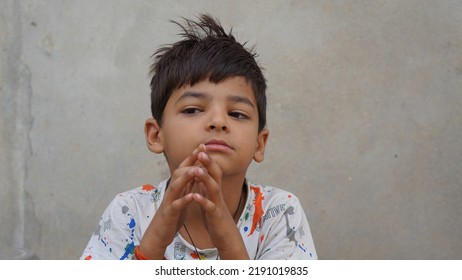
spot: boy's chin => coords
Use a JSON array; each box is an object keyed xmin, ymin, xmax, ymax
[{"xmin": 210, "ymin": 156, "xmax": 250, "ymax": 176}]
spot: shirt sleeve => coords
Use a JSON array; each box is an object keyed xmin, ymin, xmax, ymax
[
  {"xmin": 80, "ymin": 193, "xmax": 141, "ymax": 260},
  {"xmin": 257, "ymin": 195, "xmax": 317, "ymax": 260}
]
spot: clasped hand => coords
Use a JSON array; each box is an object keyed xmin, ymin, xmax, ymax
[{"xmin": 139, "ymin": 144, "xmax": 248, "ymax": 259}]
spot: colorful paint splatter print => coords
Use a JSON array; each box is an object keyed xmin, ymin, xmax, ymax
[{"xmin": 81, "ymin": 179, "xmax": 317, "ymax": 260}]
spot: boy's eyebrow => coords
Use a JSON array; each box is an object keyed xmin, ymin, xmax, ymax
[
  {"xmin": 176, "ymin": 91, "xmax": 256, "ymax": 108},
  {"xmin": 227, "ymin": 95, "xmax": 255, "ymax": 108},
  {"xmin": 175, "ymin": 91, "xmax": 210, "ymax": 104}
]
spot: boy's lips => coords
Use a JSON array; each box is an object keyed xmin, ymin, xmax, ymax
[{"xmin": 204, "ymin": 139, "xmax": 233, "ymax": 152}]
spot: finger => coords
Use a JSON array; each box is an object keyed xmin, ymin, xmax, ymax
[
  {"xmin": 192, "ymin": 193, "xmax": 216, "ymax": 214},
  {"xmin": 192, "ymin": 169, "xmax": 222, "ymax": 204},
  {"xmin": 167, "ymin": 193, "xmax": 194, "ymax": 214},
  {"xmin": 178, "ymin": 147, "xmax": 201, "ymax": 168},
  {"xmin": 177, "ymin": 179, "xmax": 194, "ymax": 197},
  {"xmin": 164, "ymin": 168, "xmax": 196, "ymax": 201},
  {"xmin": 183, "ymin": 180, "xmax": 194, "ymax": 196},
  {"xmin": 196, "ymin": 150, "xmax": 222, "ymax": 185},
  {"xmin": 197, "ymin": 143, "xmax": 207, "ymax": 152}
]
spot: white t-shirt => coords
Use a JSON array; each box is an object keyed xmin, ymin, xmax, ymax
[{"xmin": 81, "ymin": 179, "xmax": 317, "ymax": 260}]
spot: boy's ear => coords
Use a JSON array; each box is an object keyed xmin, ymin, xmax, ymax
[
  {"xmin": 253, "ymin": 128, "xmax": 269, "ymax": 163},
  {"xmin": 144, "ymin": 118, "xmax": 164, "ymax": 154}
]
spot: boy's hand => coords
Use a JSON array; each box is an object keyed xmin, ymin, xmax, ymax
[
  {"xmin": 139, "ymin": 147, "xmax": 200, "ymax": 259},
  {"xmin": 139, "ymin": 144, "xmax": 249, "ymax": 259},
  {"xmin": 190, "ymin": 144, "xmax": 250, "ymax": 259}
]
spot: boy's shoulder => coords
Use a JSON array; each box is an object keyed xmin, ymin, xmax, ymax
[
  {"xmin": 110, "ymin": 180, "xmax": 169, "ymax": 205},
  {"xmin": 111, "ymin": 181, "xmax": 303, "ymax": 209},
  {"xmin": 247, "ymin": 182, "xmax": 302, "ymax": 205}
]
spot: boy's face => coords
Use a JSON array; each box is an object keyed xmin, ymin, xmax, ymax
[{"xmin": 146, "ymin": 76, "xmax": 269, "ymax": 178}]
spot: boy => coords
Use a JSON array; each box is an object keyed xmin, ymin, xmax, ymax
[{"xmin": 81, "ymin": 14, "xmax": 317, "ymax": 260}]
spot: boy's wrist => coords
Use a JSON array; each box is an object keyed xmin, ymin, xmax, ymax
[
  {"xmin": 217, "ymin": 244, "xmax": 250, "ymax": 260},
  {"xmin": 137, "ymin": 241, "xmax": 168, "ymax": 260},
  {"xmin": 134, "ymin": 246, "xmax": 150, "ymax": 260},
  {"xmin": 139, "ymin": 228, "xmax": 173, "ymax": 260},
  {"xmin": 214, "ymin": 230, "xmax": 250, "ymax": 260}
]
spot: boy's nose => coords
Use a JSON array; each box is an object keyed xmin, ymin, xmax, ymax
[{"xmin": 207, "ymin": 111, "xmax": 229, "ymax": 132}]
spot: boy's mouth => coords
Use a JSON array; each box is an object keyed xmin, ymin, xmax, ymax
[{"xmin": 204, "ymin": 139, "xmax": 233, "ymax": 152}]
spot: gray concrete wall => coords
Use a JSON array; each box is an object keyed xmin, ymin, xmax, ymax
[{"xmin": 1, "ymin": 0, "xmax": 461, "ymax": 259}]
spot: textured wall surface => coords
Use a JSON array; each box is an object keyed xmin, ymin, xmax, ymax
[{"xmin": 1, "ymin": 0, "xmax": 461, "ymax": 259}]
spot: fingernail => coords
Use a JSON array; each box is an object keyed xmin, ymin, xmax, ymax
[{"xmin": 199, "ymin": 152, "xmax": 208, "ymax": 160}]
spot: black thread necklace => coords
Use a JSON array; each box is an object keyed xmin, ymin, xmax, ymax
[{"xmin": 183, "ymin": 186, "xmax": 245, "ymax": 260}]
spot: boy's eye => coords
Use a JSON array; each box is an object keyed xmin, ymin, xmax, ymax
[
  {"xmin": 182, "ymin": 108, "xmax": 202, "ymax": 114},
  {"xmin": 229, "ymin": 111, "xmax": 248, "ymax": 119}
]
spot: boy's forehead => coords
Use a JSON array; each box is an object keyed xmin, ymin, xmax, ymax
[{"xmin": 173, "ymin": 77, "xmax": 256, "ymax": 100}]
